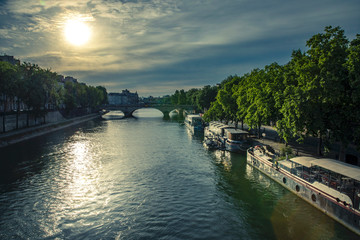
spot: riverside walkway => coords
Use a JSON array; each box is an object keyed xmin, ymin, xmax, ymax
[
  {"xmin": 0, "ymin": 113, "xmax": 102, "ymax": 148},
  {"xmin": 230, "ymin": 123, "xmax": 359, "ymax": 163}
]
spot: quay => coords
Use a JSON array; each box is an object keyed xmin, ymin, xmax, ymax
[
  {"xmin": 0, "ymin": 112, "xmax": 102, "ymax": 148},
  {"xmin": 226, "ymin": 124, "xmax": 360, "ymax": 165}
]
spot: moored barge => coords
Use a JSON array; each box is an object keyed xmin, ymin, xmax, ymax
[
  {"xmin": 247, "ymin": 146, "xmax": 360, "ymax": 235},
  {"xmin": 204, "ymin": 121, "xmax": 249, "ymax": 152},
  {"xmin": 185, "ymin": 114, "xmax": 204, "ymax": 134}
]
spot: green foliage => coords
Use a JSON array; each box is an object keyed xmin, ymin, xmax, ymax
[
  {"xmin": 169, "ymin": 85, "xmax": 218, "ymax": 111},
  {"xmin": 1, "ymin": 61, "xmax": 108, "ymax": 118},
  {"xmin": 170, "ymin": 90, "xmax": 180, "ymax": 105},
  {"xmin": 0, "ymin": 61, "xmax": 20, "ymax": 131},
  {"xmin": 216, "ymin": 76, "xmax": 241, "ymax": 123},
  {"xmin": 0, "ymin": 61, "xmax": 18, "ymax": 98},
  {"xmin": 178, "ymin": 89, "xmax": 187, "ymax": 105},
  {"xmin": 185, "ymin": 88, "xmax": 199, "ymax": 105},
  {"xmin": 196, "ymin": 85, "xmax": 218, "ymax": 111},
  {"xmin": 96, "ymin": 86, "xmax": 108, "ymax": 105},
  {"xmin": 277, "ymin": 26, "xmax": 352, "ymax": 155},
  {"xmin": 198, "ymin": 26, "xmax": 360, "ymax": 156},
  {"xmin": 203, "ymin": 100, "xmax": 226, "ymax": 122},
  {"xmin": 280, "ymin": 146, "xmax": 293, "ymax": 157}
]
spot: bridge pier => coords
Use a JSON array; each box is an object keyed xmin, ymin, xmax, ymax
[
  {"xmin": 162, "ymin": 111, "xmax": 170, "ymax": 120},
  {"xmin": 122, "ymin": 110, "xmax": 133, "ymax": 118}
]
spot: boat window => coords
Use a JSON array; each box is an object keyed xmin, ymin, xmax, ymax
[
  {"xmin": 311, "ymin": 194, "xmax": 316, "ymax": 202},
  {"xmin": 313, "ymin": 165, "xmax": 360, "ymax": 206}
]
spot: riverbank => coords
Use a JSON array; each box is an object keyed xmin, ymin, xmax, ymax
[
  {"xmin": 0, "ymin": 113, "xmax": 102, "ymax": 148},
  {"xmin": 225, "ymin": 123, "xmax": 360, "ymax": 165},
  {"xmin": 248, "ymin": 125, "xmax": 360, "ymax": 165}
]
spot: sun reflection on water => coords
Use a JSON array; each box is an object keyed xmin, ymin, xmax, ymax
[
  {"xmin": 66, "ymin": 140, "xmax": 100, "ymax": 199},
  {"xmin": 214, "ymin": 150, "xmax": 232, "ymax": 172},
  {"xmin": 46, "ymin": 134, "xmax": 106, "ymax": 236}
]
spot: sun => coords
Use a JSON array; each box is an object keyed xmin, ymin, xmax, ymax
[{"xmin": 64, "ymin": 19, "xmax": 91, "ymax": 46}]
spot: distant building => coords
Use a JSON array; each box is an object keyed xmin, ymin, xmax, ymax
[
  {"xmin": 57, "ymin": 75, "xmax": 64, "ymax": 82},
  {"xmin": 0, "ymin": 55, "xmax": 20, "ymax": 65},
  {"xmin": 108, "ymin": 89, "xmax": 139, "ymax": 105},
  {"xmin": 141, "ymin": 95, "xmax": 170, "ymax": 104},
  {"xmin": 141, "ymin": 96, "xmax": 154, "ymax": 104}
]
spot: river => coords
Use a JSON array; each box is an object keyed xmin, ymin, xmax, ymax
[{"xmin": 0, "ymin": 109, "xmax": 357, "ymax": 240}]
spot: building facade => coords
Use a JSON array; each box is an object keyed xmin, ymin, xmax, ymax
[
  {"xmin": 0, "ymin": 55, "xmax": 20, "ymax": 65},
  {"xmin": 108, "ymin": 90, "xmax": 139, "ymax": 105}
]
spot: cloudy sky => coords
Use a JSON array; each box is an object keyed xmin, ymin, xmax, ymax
[{"xmin": 0, "ymin": 0, "xmax": 359, "ymax": 96}]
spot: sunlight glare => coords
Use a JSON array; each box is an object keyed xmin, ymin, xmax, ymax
[{"xmin": 64, "ymin": 19, "xmax": 91, "ymax": 46}]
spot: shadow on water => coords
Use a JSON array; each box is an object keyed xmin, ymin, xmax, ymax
[
  {"xmin": 185, "ymin": 127, "xmax": 204, "ymax": 142},
  {"xmin": 202, "ymin": 148, "xmax": 358, "ymax": 240},
  {"xmin": 168, "ymin": 110, "xmax": 185, "ymax": 122}
]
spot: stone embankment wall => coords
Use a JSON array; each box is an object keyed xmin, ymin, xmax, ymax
[
  {"xmin": 0, "ymin": 111, "xmax": 66, "ymax": 133},
  {"xmin": 0, "ymin": 112, "xmax": 101, "ymax": 148}
]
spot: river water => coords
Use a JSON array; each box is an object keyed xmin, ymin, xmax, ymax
[{"xmin": 0, "ymin": 109, "xmax": 357, "ymax": 240}]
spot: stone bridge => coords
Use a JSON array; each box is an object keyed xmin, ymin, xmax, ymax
[{"xmin": 104, "ymin": 103, "xmax": 196, "ymax": 118}]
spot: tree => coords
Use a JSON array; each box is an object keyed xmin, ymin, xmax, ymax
[
  {"xmin": 76, "ymin": 83, "xmax": 88, "ymax": 108},
  {"xmin": 13, "ymin": 67, "xmax": 25, "ymax": 129},
  {"xmin": 346, "ymin": 34, "xmax": 360, "ymax": 151},
  {"xmin": 196, "ymin": 85, "xmax": 217, "ymax": 111},
  {"xmin": 27, "ymin": 68, "xmax": 50, "ymax": 123},
  {"xmin": 217, "ymin": 76, "xmax": 242, "ymax": 127},
  {"xmin": 277, "ymin": 26, "xmax": 351, "ymax": 156},
  {"xmin": 303, "ymin": 26, "xmax": 349, "ymax": 156},
  {"xmin": 185, "ymin": 88, "xmax": 199, "ymax": 106},
  {"xmin": 96, "ymin": 86, "xmax": 108, "ymax": 105},
  {"xmin": 276, "ymin": 50, "xmax": 307, "ymax": 144},
  {"xmin": 171, "ymin": 90, "xmax": 180, "ymax": 105},
  {"xmin": 203, "ymin": 100, "xmax": 226, "ymax": 122},
  {"xmin": 64, "ymin": 81, "xmax": 77, "ymax": 112},
  {"xmin": 0, "ymin": 61, "xmax": 18, "ymax": 132},
  {"xmin": 178, "ymin": 89, "xmax": 187, "ymax": 105}
]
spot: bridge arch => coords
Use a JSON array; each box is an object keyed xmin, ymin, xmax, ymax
[
  {"xmin": 131, "ymin": 108, "xmax": 164, "ymax": 118},
  {"xmin": 104, "ymin": 104, "xmax": 196, "ymax": 118}
]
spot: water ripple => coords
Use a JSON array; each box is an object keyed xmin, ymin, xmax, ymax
[{"xmin": 0, "ymin": 115, "xmax": 358, "ymax": 239}]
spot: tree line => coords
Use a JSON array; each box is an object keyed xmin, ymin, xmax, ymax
[
  {"xmin": 172, "ymin": 26, "xmax": 360, "ymax": 159},
  {"xmin": 169, "ymin": 85, "xmax": 218, "ymax": 111},
  {"xmin": 0, "ymin": 61, "xmax": 108, "ymax": 132}
]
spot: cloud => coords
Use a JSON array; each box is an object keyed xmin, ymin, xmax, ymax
[
  {"xmin": 0, "ymin": 28, "xmax": 11, "ymax": 38},
  {"xmin": 0, "ymin": 0, "xmax": 359, "ymax": 96}
]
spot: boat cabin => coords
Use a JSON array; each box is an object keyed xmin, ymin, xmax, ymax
[
  {"xmin": 208, "ymin": 122, "xmax": 231, "ymax": 137},
  {"xmin": 285, "ymin": 157, "xmax": 360, "ymax": 209},
  {"xmin": 288, "ymin": 156, "xmax": 318, "ymax": 181},
  {"xmin": 185, "ymin": 114, "xmax": 203, "ymax": 126},
  {"xmin": 224, "ymin": 128, "xmax": 248, "ymax": 141}
]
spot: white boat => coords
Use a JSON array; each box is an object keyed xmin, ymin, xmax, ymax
[
  {"xmin": 247, "ymin": 145, "xmax": 360, "ymax": 235},
  {"xmin": 223, "ymin": 128, "xmax": 250, "ymax": 152},
  {"xmin": 184, "ymin": 114, "xmax": 204, "ymax": 134},
  {"xmin": 204, "ymin": 121, "xmax": 249, "ymax": 152},
  {"xmin": 203, "ymin": 136, "xmax": 217, "ymax": 150}
]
